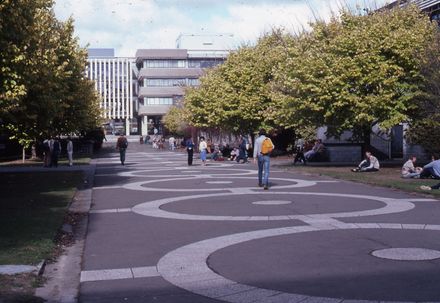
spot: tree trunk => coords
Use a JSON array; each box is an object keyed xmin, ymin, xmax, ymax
[{"xmin": 22, "ymin": 147, "xmax": 26, "ymax": 163}]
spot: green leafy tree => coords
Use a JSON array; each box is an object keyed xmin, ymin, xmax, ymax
[
  {"xmin": 184, "ymin": 31, "xmax": 289, "ymax": 136},
  {"xmin": 162, "ymin": 106, "xmax": 188, "ymax": 136},
  {"xmin": 1, "ymin": 0, "xmax": 101, "ymax": 160},
  {"xmin": 272, "ymin": 5, "xmax": 438, "ymax": 145}
]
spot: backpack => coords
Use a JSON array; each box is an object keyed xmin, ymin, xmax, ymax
[
  {"xmin": 261, "ymin": 138, "xmax": 273, "ymax": 155},
  {"xmin": 121, "ymin": 138, "xmax": 128, "ymax": 148}
]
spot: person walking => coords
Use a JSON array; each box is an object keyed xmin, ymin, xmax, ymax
[
  {"xmin": 116, "ymin": 134, "xmax": 128, "ymax": 165},
  {"xmin": 43, "ymin": 138, "xmax": 51, "ymax": 167},
  {"xmin": 186, "ymin": 137, "xmax": 195, "ymax": 166},
  {"xmin": 66, "ymin": 137, "xmax": 74, "ymax": 166},
  {"xmin": 51, "ymin": 138, "xmax": 61, "ymax": 168},
  {"xmin": 236, "ymin": 135, "xmax": 249, "ymax": 163},
  {"xmin": 169, "ymin": 136, "xmax": 176, "ymax": 151},
  {"xmin": 199, "ymin": 137, "xmax": 208, "ymax": 166},
  {"xmin": 253, "ymin": 129, "xmax": 274, "ymax": 190}
]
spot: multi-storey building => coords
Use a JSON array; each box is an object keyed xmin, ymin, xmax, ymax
[
  {"xmin": 86, "ymin": 48, "xmax": 137, "ymax": 135},
  {"xmin": 87, "ymin": 34, "xmax": 233, "ymax": 136},
  {"xmin": 135, "ymin": 34, "xmax": 233, "ymax": 135},
  {"xmin": 385, "ymin": 0, "xmax": 440, "ymax": 21}
]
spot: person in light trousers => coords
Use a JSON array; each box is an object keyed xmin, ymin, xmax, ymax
[{"xmin": 67, "ymin": 137, "xmax": 73, "ymax": 166}]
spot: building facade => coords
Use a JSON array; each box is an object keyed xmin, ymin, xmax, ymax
[
  {"xmin": 386, "ymin": 0, "xmax": 440, "ymax": 21},
  {"xmin": 135, "ymin": 34, "xmax": 232, "ymax": 135},
  {"xmin": 86, "ymin": 49, "xmax": 137, "ymax": 135},
  {"xmin": 87, "ymin": 34, "xmax": 233, "ymax": 136}
]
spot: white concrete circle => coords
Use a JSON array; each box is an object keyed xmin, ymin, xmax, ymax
[
  {"xmin": 252, "ymin": 200, "xmax": 292, "ymax": 205},
  {"xmin": 117, "ymin": 167, "xmax": 255, "ymax": 178},
  {"xmin": 371, "ymin": 248, "xmax": 440, "ymax": 261},
  {"xmin": 131, "ymin": 191, "xmax": 416, "ymax": 221},
  {"xmin": 157, "ymin": 224, "xmax": 440, "ymax": 303},
  {"xmin": 206, "ymin": 181, "xmax": 233, "ymax": 184},
  {"xmin": 123, "ymin": 177, "xmax": 320, "ymax": 192}
]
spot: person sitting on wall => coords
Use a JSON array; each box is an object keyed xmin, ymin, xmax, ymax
[
  {"xmin": 304, "ymin": 139, "xmax": 325, "ymax": 161},
  {"xmin": 419, "ymin": 154, "xmax": 440, "ymax": 179},
  {"xmin": 351, "ymin": 151, "xmax": 380, "ymax": 172},
  {"xmin": 401, "ymin": 155, "xmax": 422, "ymax": 178}
]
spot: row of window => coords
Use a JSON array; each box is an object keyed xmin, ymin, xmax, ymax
[
  {"xmin": 142, "ymin": 78, "xmax": 199, "ymax": 87},
  {"xmin": 142, "ymin": 97, "xmax": 174, "ymax": 106},
  {"xmin": 142, "ymin": 59, "xmax": 223, "ymax": 69}
]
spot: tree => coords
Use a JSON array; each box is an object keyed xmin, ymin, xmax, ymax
[
  {"xmin": 162, "ymin": 106, "xmax": 188, "ymax": 136},
  {"xmin": 0, "ymin": 0, "xmax": 101, "ymax": 160},
  {"xmin": 406, "ymin": 33, "xmax": 440, "ymax": 154},
  {"xmin": 272, "ymin": 5, "xmax": 438, "ymax": 145},
  {"xmin": 184, "ymin": 31, "xmax": 289, "ymax": 136}
]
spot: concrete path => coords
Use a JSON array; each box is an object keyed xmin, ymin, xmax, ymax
[{"xmin": 80, "ymin": 143, "xmax": 440, "ymax": 302}]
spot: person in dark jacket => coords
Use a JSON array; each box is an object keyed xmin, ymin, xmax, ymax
[{"xmin": 186, "ymin": 137, "xmax": 195, "ymax": 166}]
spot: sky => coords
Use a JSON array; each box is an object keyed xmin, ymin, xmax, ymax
[{"xmin": 53, "ymin": 0, "xmax": 389, "ymax": 57}]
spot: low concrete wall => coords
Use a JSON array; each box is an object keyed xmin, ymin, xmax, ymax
[{"xmin": 326, "ymin": 144, "xmax": 362, "ymax": 163}]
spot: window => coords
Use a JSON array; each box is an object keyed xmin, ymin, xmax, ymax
[
  {"xmin": 187, "ymin": 78, "xmax": 200, "ymax": 86},
  {"xmin": 143, "ymin": 97, "xmax": 174, "ymax": 105},
  {"xmin": 144, "ymin": 79, "xmax": 186, "ymax": 87},
  {"xmin": 143, "ymin": 60, "xmax": 186, "ymax": 68},
  {"xmin": 188, "ymin": 59, "xmax": 222, "ymax": 68}
]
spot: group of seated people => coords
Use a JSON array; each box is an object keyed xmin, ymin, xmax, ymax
[
  {"xmin": 293, "ymin": 139, "xmax": 326, "ymax": 164},
  {"xmin": 350, "ymin": 151, "xmax": 440, "ymax": 191}
]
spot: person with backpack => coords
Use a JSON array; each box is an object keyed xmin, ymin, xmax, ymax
[
  {"xmin": 116, "ymin": 134, "xmax": 128, "ymax": 165},
  {"xmin": 253, "ymin": 129, "xmax": 274, "ymax": 190}
]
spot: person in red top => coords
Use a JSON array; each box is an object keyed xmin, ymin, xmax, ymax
[{"xmin": 116, "ymin": 134, "xmax": 128, "ymax": 165}]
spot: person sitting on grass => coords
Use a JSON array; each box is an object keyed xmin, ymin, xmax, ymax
[
  {"xmin": 351, "ymin": 151, "xmax": 380, "ymax": 172},
  {"xmin": 419, "ymin": 154, "xmax": 440, "ymax": 179},
  {"xmin": 401, "ymin": 155, "xmax": 422, "ymax": 178},
  {"xmin": 420, "ymin": 183, "xmax": 440, "ymax": 191}
]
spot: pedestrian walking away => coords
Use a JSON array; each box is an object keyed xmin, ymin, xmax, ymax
[
  {"xmin": 51, "ymin": 137, "xmax": 61, "ymax": 168},
  {"xmin": 43, "ymin": 138, "xmax": 51, "ymax": 167},
  {"xmin": 199, "ymin": 136, "xmax": 208, "ymax": 166},
  {"xmin": 116, "ymin": 134, "xmax": 128, "ymax": 165},
  {"xmin": 186, "ymin": 137, "xmax": 195, "ymax": 166},
  {"xmin": 253, "ymin": 129, "xmax": 274, "ymax": 190},
  {"xmin": 66, "ymin": 137, "xmax": 74, "ymax": 166}
]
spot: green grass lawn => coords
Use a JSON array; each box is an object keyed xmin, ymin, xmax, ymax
[
  {"xmin": 0, "ymin": 157, "xmax": 90, "ymax": 167},
  {"xmin": 0, "ymin": 172, "xmax": 83, "ymax": 265},
  {"xmin": 278, "ymin": 164, "xmax": 440, "ymax": 197}
]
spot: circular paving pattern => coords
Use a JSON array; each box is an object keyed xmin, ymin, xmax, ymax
[
  {"xmin": 157, "ymin": 224, "xmax": 440, "ymax": 303},
  {"xmin": 371, "ymin": 248, "xmax": 440, "ymax": 261},
  {"xmin": 132, "ymin": 191, "xmax": 415, "ymax": 221},
  {"xmin": 252, "ymin": 200, "xmax": 292, "ymax": 205}
]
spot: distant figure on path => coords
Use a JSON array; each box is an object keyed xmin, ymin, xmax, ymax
[
  {"xmin": 352, "ymin": 151, "xmax": 380, "ymax": 172},
  {"xmin": 186, "ymin": 137, "xmax": 195, "ymax": 166},
  {"xmin": 199, "ymin": 137, "xmax": 208, "ymax": 166},
  {"xmin": 116, "ymin": 134, "xmax": 128, "ymax": 165},
  {"xmin": 253, "ymin": 129, "xmax": 274, "ymax": 190},
  {"xmin": 51, "ymin": 138, "xmax": 61, "ymax": 168},
  {"xmin": 236, "ymin": 135, "xmax": 249, "ymax": 164},
  {"xmin": 43, "ymin": 138, "xmax": 51, "ymax": 167},
  {"xmin": 66, "ymin": 137, "xmax": 73, "ymax": 166},
  {"xmin": 169, "ymin": 136, "xmax": 175, "ymax": 151}
]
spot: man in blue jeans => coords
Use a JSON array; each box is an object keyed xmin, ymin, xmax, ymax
[{"xmin": 253, "ymin": 129, "xmax": 274, "ymax": 190}]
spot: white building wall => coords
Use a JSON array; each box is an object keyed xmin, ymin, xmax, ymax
[{"xmin": 86, "ymin": 57, "xmax": 134, "ymax": 121}]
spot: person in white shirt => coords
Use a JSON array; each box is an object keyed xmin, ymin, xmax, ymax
[
  {"xmin": 199, "ymin": 137, "xmax": 208, "ymax": 166},
  {"xmin": 401, "ymin": 156, "xmax": 422, "ymax": 178},
  {"xmin": 168, "ymin": 136, "xmax": 175, "ymax": 151},
  {"xmin": 66, "ymin": 137, "xmax": 73, "ymax": 166},
  {"xmin": 253, "ymin": 129, "xmax": 275, "ymax": 190},
  {"xmin": 352, "ymin": 151, "xmax": 380, "ymax": 172}
]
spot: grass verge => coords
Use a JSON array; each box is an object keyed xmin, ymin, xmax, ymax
[
  {"xmin": 0, "ymin": 157, "xmax": 90, "ymax": 167},
  {"xmin": 0, "ymin": 171, "xmax": 83, "ymax": 302},
  {"xmin": 278, "ymin": 164, "xmax": 440, "ymax": 197}
]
